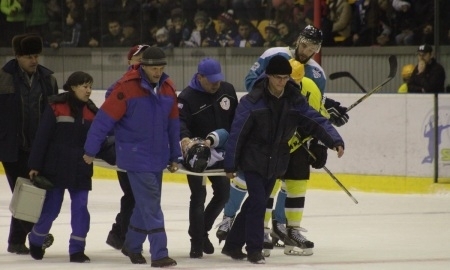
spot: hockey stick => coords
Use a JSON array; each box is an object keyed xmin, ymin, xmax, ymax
[
  {"xmin": 329, "ymin": 71, "xmax": 367, "ymax": 93},
  {"xmin": 302, "ymin": 145, "xmax": 358, "ymax": 204},
  {"xmin": 346, "ymin": 55, "xmax": 397, "ymax": 113},
  {"xmin": 93, "ymin": 159, "xmax": 226, "ymax": 176}
]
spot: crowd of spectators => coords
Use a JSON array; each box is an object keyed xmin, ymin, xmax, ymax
[{"xmin": 1, "ymin": 0, "xmax": 449, "ymax": 50}]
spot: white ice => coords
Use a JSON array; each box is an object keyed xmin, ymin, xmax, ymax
[{"xmin": 1, "ymin": 175, "xmax": 450, "ymax": 270}]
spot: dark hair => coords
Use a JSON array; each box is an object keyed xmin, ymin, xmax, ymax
[
  {"xmin": 63, "ymin": 71, "xmax": 94, "ymax": 116},
  {"xmin": 63, "ymin": 71, "xmax": 93, "ymax": 91}
]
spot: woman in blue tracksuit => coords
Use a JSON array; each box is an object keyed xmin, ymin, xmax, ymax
[{"xmin": 27, "ymin": 71, "xmax": 96, "ymax": 263}]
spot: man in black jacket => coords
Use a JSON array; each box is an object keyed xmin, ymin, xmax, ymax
[
  {"xmin": 221, "ymin": 55, "xmax": 345, "ymax": 264},
  {"xmin": 178, "ymin": 57, "xmax": 238, "ymax": 259},
  {"xmin": 408, "ymin": 44, "xmax": 446, "ymax": 93},
  {"xmin": 0, "ymin": 34, "xmax": 58, "ymax": 254}
]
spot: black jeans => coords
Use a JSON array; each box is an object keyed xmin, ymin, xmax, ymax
[
  {"xmin": 110, "ymin": 171, "xmax": 135, "ymax": 241},
  {"xmin": 187, "ymin": 175, "xmax": 229, "ymax": 247},
  {"xmin": 2, "ymin": 150, "xmax": 34, "ymax": 245}
]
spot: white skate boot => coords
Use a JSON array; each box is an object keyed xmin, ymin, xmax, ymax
[
  {"xmin": 283, "ymin": 226, "xmax": 314, "ymax": 256},
  {"xmin": 215, "ymin": 215, "xmax": 234, "ymax": 244}
]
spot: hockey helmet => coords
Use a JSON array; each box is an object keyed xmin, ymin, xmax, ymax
[
  {"xmin": 296, "ymin": 25, "xmax": 322, "ymax": 53},
  {"xmin": 401, "ymin": 64, "xmax": 415, "ymax": 80},
  {"xmin": 289, "ymin": 59, "xmax": 305, "ymax": 84},
  {"xmin": 183, "ymin": 138, "xmax": 211, "ymax": 173}
]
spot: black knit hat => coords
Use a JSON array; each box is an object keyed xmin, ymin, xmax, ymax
[
  {"xmin": 265, "ymin": 55, "xmax": 292, "ymax": 75},
  {"xmin": 12, "ymin": 34, "xmax": 43, "ymax": 56},
  {"xmin": 141, "ymin": 47, "xmax": 167, "ymax": 66}
]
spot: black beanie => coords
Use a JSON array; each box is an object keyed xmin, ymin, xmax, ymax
[
  {"xmin": 141, "ymin": 47, "xmax": 167, "ymax": 66},
  {"xmin": 12, "ymin": 34, "xmax": 43, "ymax": 56},
  {"xmin": 265, "ymin": 55, "xmax": 292, "ymax": 75}
]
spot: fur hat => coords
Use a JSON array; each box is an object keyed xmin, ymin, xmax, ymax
[
  {"xmin": 265, "ymin": 55, "xmax": 292, "ymax": 75},
  {"xmin": 141, "ymin": 47, "xmax": 167, "ymax": 66},
  {"xmin": 12, "ymin": 34, "xmax": 43, "ymax": 56}
]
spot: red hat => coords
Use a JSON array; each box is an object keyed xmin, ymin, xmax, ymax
[
  {"xmin": 127, "ymin": 44, "xmax": 150, "ymax": 60},
  {"xmin": 218, "ymin": 9, "xmax": 234, "ymax": 26}
]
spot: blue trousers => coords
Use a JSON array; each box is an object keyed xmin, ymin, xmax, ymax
[
  {"xmin": 124, "ymin": 171, "xmax": 168, "ymax": 261},
  {"xmin": 29, "ymin": 188, "xmax": 90, "ymax": 254},
  {"xmin": 224, "ymin": 171, "xmax": 276, "ymax": 254}
]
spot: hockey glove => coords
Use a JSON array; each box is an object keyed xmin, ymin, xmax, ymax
[
  {"xmin": 308, "ymin": 139, "xmax": 328, "ymax": 169},
  {"xmin": 324, "ymin": 97, "xmax": 349, "ymax": 127}
]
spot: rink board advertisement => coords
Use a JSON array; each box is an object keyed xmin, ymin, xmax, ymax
[{"xmin": 90, "ymin": 92, "xmax": 449, "ymax": 179}]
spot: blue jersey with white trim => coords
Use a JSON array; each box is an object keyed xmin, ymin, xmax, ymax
[{"xmin": 244, "ymin": 47, "xmax": 327, "ymax": 95}]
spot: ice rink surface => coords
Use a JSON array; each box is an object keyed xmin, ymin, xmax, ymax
[{"xmin": 1, "ymin": 175, "xmax": 450, "ymax": 270}]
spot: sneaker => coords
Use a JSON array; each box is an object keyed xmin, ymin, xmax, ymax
[
  {"xmin": 106, "ymin": 231, "xmax": 123, "ymax": 250},
  {"xmin": 43, "ymin": 234, "xmax": 54, "ymax": 250},
  {"xmin": 151, "ymin": 256, "xmax": 177, "ymax": 267},
  {"xmin": 122, "ymin": 248, "xmax": 147, "ymax": 264},
  {"xmin": 215, "ymin": 215, "xmax": 234, "ymax": 244},
  {"xmin": 221, "ymin": 247, "xmax": 247, "ymax": 260},
  {"xmin": 203, "ymin": 236, "xmax": 214, "ymax": 254},
  {"xmin": 29, "ymin": 243, "xmax": 44, "ymax": 260},
  {"xmin": 247, "ymin": 251, "xmax": 265, "ymax": 264},
  {"xmin": 70, "ymin": 252, "xmax": 90, "ymax": 263},
  {"xmin": 7, "ymin": 243, "xmax": 30, "ymax": 255},
  {"xmin": 284, "ymin": 226, "xmax": 314, "ymax": 256}
]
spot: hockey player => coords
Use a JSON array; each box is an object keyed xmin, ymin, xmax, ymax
[{"xmin": 216, "ymin": 25, "xmax": 349, "ymax": 256}]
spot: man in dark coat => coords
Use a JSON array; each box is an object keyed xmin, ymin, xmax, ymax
[
  {"xmin": 408, "ymin": 44, "xmax": 446, "ymax": 93},
  {"xmin": 178, "ymin": 57, "xmax": 238, "ymax": 258},
  {"xmin": 0, "ymin": 33, "xmax": 58, "ymax": 255},
  {"xmin": 221, "ymin": 55, "xmax": 345, "ymax": 264}
]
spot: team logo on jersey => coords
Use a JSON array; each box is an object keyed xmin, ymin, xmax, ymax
[
  {"xmin": 312, "ymin": 67, "xmax": 322, "ymax": 79},
  {"xmin": 178, "ymin": 103, "xmax": 183, "ymax": 109},
  {"xmin": 220, "ymin": 97, "xmax": 231, "ymax": 110},
  {"xmin": 250, "ymin": 62, "xmax": 260, "ymax": 72}
]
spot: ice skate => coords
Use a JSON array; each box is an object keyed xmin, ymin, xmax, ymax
[
  {"xmin": 263, "ymin": 228, "xmax": 273, "ymax": 257},
  {"xmin": 283, "ymin": 226, "xmax": 314, "ymax": 256},
  {"xmin": 270, "ymin": 219, "xmax": 287, "ymax": 248},
  {"xmin": 215, "ymin": 215, "xmax": 234, "ymax": 244}
]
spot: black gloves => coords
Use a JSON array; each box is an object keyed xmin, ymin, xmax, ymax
[
  {"xmin": 324, "ymin": 97, "xmax": 349, "ymax": 127},
  {"xmin": 308, "ymin": 139, "xmax": 328, "ymax": 169}
]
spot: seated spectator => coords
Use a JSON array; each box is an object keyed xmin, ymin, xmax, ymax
[
  {"xmin": 83, "ymin": 0, "xmax": 102, "ymax": 48},
  {"xmin": 276, "ymin": 21, "xmax": 297, "ymax": 47},
  {"xmin": 392, "ymin": 0, "xmax": 416, "ymax": 46},
  {"xmin": 155, "ymin": 27, "xmax": 174, "ymax": 50},
  {"xmin": 50, "ymin": 8, "xmax": 85, "ymax": 48},
  {"xmin": 168, "ymin": 7, "xmax": 191, "ymax": 47},
  {"xmin": 263, "ymin": 21, "xmax": 280, "ymax": 48},
  {"xmin": 101, "ymin": 18, "xmax": 123, "ymax": 47},
  {"xmin": 323, "ymin": 0, "xmax": 352, "ymax": 46},
  {"xmin": 25, "ymin": 0, "xmax": 50, "ymax": 38},
  {"xmin": 211, "ymin": 9, "xmax": 238, "ymax": 47},
  {"xmin": 120, "ymin": 20, "xmax": 140, "ymax": 47},
  {"xmin": 351, "ymin": 0, "xmax": 380, "ymax": 46},
  {"xmin": 232, "ymin": 19, "xmax": 263, "ymax": 47},
  {"xmin": 184, "ymin": 10, "xmax": 217, "ymax": 47}
]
